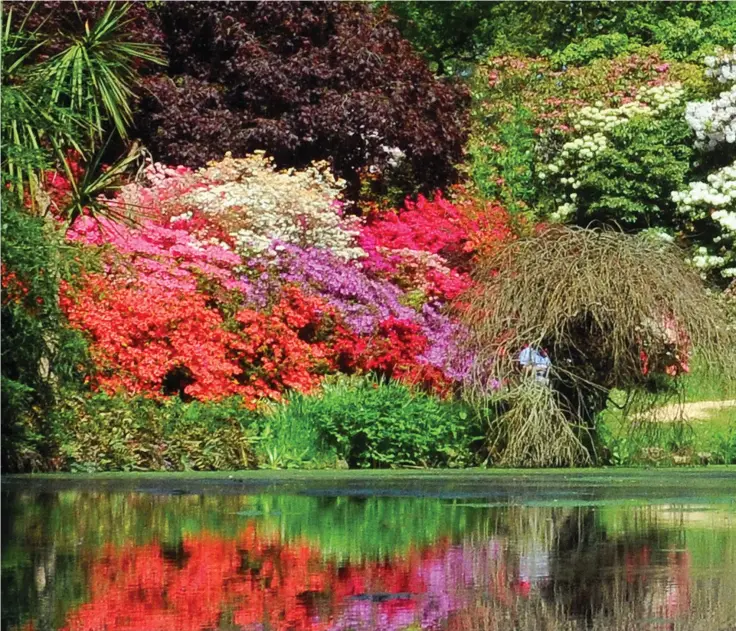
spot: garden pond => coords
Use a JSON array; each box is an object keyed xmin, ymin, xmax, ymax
[{"xmin": 2, "ymin": 469, "xmax": 736, "ymax": 631}]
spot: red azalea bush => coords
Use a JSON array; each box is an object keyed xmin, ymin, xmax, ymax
[
  {"xmin": 360, "ymin": 193, "xmax": 472, "ymax": 263},
  {"xmin": 361, "ymin": 317, "xmax": 453, "ymax": 394},
  {"xmin": 360, "ymin": 191, "xmax": 517, "ymax": 302},
  {"xmin": 61, "ymin": 275, "xmax": 364, "ymax": 405},
  {"xmin": 229, "ymin": 287, "xmax": 364, "ymax": 401},
  {"xmin": 361, "ymin": 191, "xmax": 517, "ymax": 269},
  {"xmin": 60, "ymin": 277, "xmax": 243, "ymax": 400}
]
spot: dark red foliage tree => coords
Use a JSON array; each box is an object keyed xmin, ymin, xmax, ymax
[{"xmin": 134, "ymin": 1, "xmax": 469, "ymax": 197}]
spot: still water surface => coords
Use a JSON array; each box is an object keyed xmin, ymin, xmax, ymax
[{"xmin": 2, "ymin": 471, "xmax": 735, "ymax": 631}]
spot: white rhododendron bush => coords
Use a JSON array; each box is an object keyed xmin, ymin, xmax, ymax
[
  {"xmin": 679, "ymin": 47, "xmax": 736, "ymax": 280},
  {"xmin": 673, "ymin": 162, "xmax": 736, "ymax": 277}
]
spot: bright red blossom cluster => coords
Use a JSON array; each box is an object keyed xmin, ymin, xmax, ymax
[
  {"xmin": 230, "ymin": 287, "xmax": 363, "ymax": 400},
  {"xmin": 61, "ymin": 276, "xmax": 367, "ymax": 404},
  {"xmin": 363, "ymin": 318, "xmax": 452, "ymax": 394},
  {"xmin": 360, "ymin": 192, "xmax": 516, "ymax": 303}
]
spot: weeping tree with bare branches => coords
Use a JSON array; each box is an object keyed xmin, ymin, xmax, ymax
[{"xmin": 461, "ymin": 226, "xmax": 735, "ymax": 467}]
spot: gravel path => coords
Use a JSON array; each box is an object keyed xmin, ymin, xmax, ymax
[{"xmin": 644, "ymin": 400, "xmax": 736, "ymax": 422}]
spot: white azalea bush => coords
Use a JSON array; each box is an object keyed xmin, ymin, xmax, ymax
[
  {"xmin": 705, "ymin": 46, "xmax": 736, "ymax": 84},
  {"xmin": 184, "ymin": 152, "xmax": 365, "ymax": 261},
  {"xmin": 539, "ymin": 82, "xmax": 687, "ymax": 222},
  {"xmin": 685, "ymin": 46, "xmax": 736, "ymax": 150},
  {"xmin": 672, "ymin": 161, "xmax": 736, "ymax": 279},
  {"xmin": 686, "ymin": 48, "xmax": 736, "ymax": 151},
  {"xmin": 672, "ymin": 49, "xmax": 736, "ymax": 280},
  {"xmin": 685, "ymin": 85, "xmax": 736, "ymax": 149}
]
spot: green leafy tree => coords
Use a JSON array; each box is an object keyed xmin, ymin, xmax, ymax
[
  {"xmin": 387, "ymin": 1, "xmax": 736, "ymax": 73},
  {"xmin": 551, "ymin": 110, "xmax": 694, "ymax": 230}
]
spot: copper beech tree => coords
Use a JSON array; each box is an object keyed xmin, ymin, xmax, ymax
[{"xmin": 135, "ymin": 1, "xmax": 469, "ymax": 199}]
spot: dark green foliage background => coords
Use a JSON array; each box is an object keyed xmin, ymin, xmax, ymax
[
  {"xmin": 387, "ymin": 1, "xmax": 736, "ymax": 73},
  {"xmin": 1, "ymin": 200, "xmax": 90, "ymax": 471}
]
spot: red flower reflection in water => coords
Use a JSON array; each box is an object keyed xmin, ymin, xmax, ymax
[
  {"xmin": 59, "ymin": 525, "xmax": 694, "ymax": 631},
  {"xmin": 61, "ymin": 525, "xmax": 450, "ymax": 631}
]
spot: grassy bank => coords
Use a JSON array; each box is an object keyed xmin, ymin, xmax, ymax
[
  {"xmin": 6, "ymin": 465, "xmax": 736, "ymax": 480},
  {"xmin": 6, "ymin": 369, "xmax": 735, "ymax": 473},
  {"xmin": 600, "ymin": 368, "xmax": 736, "ymax": 465}
]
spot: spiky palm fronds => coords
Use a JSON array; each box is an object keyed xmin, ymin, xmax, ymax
[
  {"xmin": 2, "ymin": 2, "xmax": 163, "ymax": 216},
  {"xmin": 1, "ymin": 7, "xmax": 83, "ymax": 204},
  {"xmin": 43, "ymin": 2, "xmax": 164, "ymax": 145}
]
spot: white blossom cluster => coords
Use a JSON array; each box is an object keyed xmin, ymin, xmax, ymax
[
  {"xmin": 540, "ymin": 83, "xmax": 684, "ymax": 220},
  {"xmin": 381, "ymin": 145, "xmax": 407, "ymax": 169},
  {"xmin": 672, "ymin": 161, "xmax": 736, "ymax": 278},
  {"xmin": 183, "ymin": 152, "xmax": 366, "ymax": 261},
  {"xmin": 574, "ymin": 101, "xmax": 649, "ymax": 133},
  {"xmin": 543, "ymin": 133, "xmax": 608, "ymax": 220},
  {"xmin": 691, "ymin": 247, "xmax": 726, "ymax": 273},
  {"xmin": 573, "ymin": 84, "xmax": 683, "ymax": 134},
  {"xmin": 684, "ymin": 85, "xmax": 736, "ymax": 149},
  {"xmin": 672, "ymin": 162, "xmax": 736, "ymax": 220},
  {"xmin": 170, "ymin": 211, "xmax": 193, "ymax": 222},
  {"xmin": 704, "ymin": 46, "xmax": 736, "ymax": 84},
  {"xmin": 636, "ymin": 83, "xmax": 685, "ymax": 112},
  {"xmin": 685, "ymin": 49, "xmax": 736, "ymax": 150}
]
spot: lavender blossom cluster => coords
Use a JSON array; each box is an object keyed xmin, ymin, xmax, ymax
[{"xmin": 244, "ymin": 244, "xmax": 471, "ymax": 380}]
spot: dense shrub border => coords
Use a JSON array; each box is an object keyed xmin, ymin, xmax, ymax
[
  {"xmin": 2, "ymin": 1, "xmax": 735, "ymax": 473},
  {"xmin": 48, "ymin": 393, "xmax": 258, "ymax": 472},
  {"xmin": 42, "ymin": 378, "xmax": 480, "ymax": 472}
]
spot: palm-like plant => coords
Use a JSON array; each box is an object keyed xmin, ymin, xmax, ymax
[
  {"xmin": 1, "ymin": 1, "xmax": 163, "ymax": 217},
  {"xmin": 53, "ymin": 137, "xmax": 145, "ymax": 226},
  {"xmin": 43, "ymin": 2, "xmax": 163, "ymax": 146},
  {"xmin": 1, "ymin": 7, "xmax": 82, "ymax": 204}
]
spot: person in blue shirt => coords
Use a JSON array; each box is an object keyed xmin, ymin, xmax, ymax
[{"xmin": 518, "ymin": 345, "xmax": 551, "ymax": 384}]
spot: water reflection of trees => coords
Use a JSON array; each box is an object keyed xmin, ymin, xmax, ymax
[
  {"xmin": 544, "ymin": 508, "xmax": 679, "ymax": 621},
  {"xmin": 2, "ymin": 491, "xmax": 735, "ymax": 631}
]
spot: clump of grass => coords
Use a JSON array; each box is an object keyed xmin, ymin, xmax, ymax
[
  {"xmin": 259, "ymin": 376, "xmax": 478, "ymax": 469},
  {"xmin": 255, "ymin": 396, "xmax": 338, "ymax": 470}
]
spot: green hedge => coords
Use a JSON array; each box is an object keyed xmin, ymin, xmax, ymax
[
  {"xmin": 49, "ymin": 393, "xmax": 259, "ymax": 472},
  {"xmin": 41, "ymin": 378, "xmax": 482, "ymax": 472}
]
